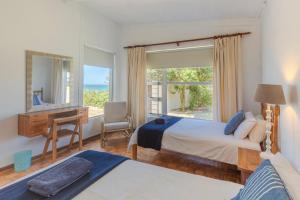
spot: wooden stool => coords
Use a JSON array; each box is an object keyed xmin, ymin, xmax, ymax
[{"xmin": 42, "ymin": 114, "xmax": 83, "ymax": 161}]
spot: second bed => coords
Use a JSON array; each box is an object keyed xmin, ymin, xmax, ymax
[{"xmin": 129, "ymin": 117, "xmax": 261, "ymax": 165}]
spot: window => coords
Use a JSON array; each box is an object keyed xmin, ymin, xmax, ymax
[
  {"xmin": 83, "ymin": 66, "xmax": 112, "ymax": 117},
  {"xmin": 83, "ymin": 47, "xmax": 114, "ymax": 118},
  {"xmin": 147, "ymin": 47, "xmax": 213, "ymax": 120}
]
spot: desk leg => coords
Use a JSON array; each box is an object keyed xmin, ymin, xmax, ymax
[
  {"xmin": 79, "ymin": 123, "xmax": 83, "ymax": 150},
  {"xmin": 132, "ymin": 144, "xmax": 137, "ymax": 160},
  {"xmin": 52, "ymin": 125, "xmax": 57, "ymax": 161},
  {"xmin": 42, "ymin": 138, "xmax": 50, "ymax": 159}
]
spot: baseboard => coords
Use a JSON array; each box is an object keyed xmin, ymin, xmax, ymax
[{"xmin": 0, "ymin": 134, "xmax": 100, "ymax": 172}]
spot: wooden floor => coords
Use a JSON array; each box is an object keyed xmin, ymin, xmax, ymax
[{"xmin": 0, "ymin": 134, "xmax": 241, "ymax": 187}]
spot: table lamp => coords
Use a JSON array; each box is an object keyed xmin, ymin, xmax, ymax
[{"xmin": 254, "ymin": 84, "xmax": 286, "ymax": 159}]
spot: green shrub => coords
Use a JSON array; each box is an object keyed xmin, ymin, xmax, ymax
[
  {"xmin": 188, "ymin": 85, "xmax": 212, "ymax": 110},
  {"xmin": 83, "ymin": 90, "xmax": 109, "ymax": 109}
]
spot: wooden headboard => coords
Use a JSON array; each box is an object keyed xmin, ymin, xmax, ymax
[
  {"xmin": 33, "ymin": 88, "xmax": 44, "ymax": 101},
  {"xmin": 261, "ymin": 103, "xmax": 280, "ymax": 153}
]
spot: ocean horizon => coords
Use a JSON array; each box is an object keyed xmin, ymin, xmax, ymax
[{"xmin": 84, "ymin": 84, "xmax": 109, "ymax": 91}]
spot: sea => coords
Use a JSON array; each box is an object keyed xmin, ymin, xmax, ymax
[{"xmin": 84, "ymin": 84, "xmax": 109, "ymax": 91}]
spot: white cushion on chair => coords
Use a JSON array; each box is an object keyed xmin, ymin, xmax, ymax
[
  {"xmin": 104, "ymin": 121, "xmax": 130, "ymax": 132},
  {"xmin": 104, "ymin": 102, "xmax": 127, "ymax": 123}
]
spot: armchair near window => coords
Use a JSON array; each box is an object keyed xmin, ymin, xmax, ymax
[{"xmin": 101, "ymin": 101, "xmax": 132, "ymax": 147}]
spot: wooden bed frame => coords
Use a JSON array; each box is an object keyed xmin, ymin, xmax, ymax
[{"xmin": 131, "ymin": 103, "xmax": 280, "ymax": 160}]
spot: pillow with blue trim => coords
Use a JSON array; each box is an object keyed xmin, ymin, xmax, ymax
[
  {"xmin": 224, "ymin": 110, "xmax": 245, "ymax": 135},
  {"xmin": 33, "ymin": 95, "xmax": 40, "ymax": 106},
  {"xmin": 36, "ymin": 95, "xmax": 44, "ymax": 105},
  {"xmin": 232, "ymin": 160, "xmax": 291, "ymax": 200},
  {"xmin": 33, "ymin": 95, "xmax": 43, "ymax": 106}
]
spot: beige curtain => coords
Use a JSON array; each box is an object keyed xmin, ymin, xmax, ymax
[
  {"xmin": 213, "ymin": 36, "xmax": 242, "ymax": 122},
  {"xmin": 127, "ymin": 47, "xmax": 146, "ymax": 128}
]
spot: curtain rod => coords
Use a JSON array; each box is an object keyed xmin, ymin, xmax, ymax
[{"xmin": 124, "ymin": 32, "xmax": 251, "ymax": 49}]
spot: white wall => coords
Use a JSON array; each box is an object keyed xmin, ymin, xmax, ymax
[
  {"xmin": 0, "ymin": 0, "xmax": 120, "ymax": 168},
  {"xmin": 262, "ymin": 0, "xmax": 300, "ymax": 171},
  {"xmin": 119, "ymin": 19, "xmax": 262, "ymax": 114}
]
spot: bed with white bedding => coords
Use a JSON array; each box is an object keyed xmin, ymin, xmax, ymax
[
  {"xmin": 74, "ymin": 160, "xmax": 241, "ymax": 200},
  {"xmin": 129, "ymin": 118, "xmax": 261, "ymax": 165},
  {"xmin": 0, "ymin": 150, "xmax": 242, "ymax": 200},
  {"xmin": 1, "ymin": 150, "xmax": 296, "ymax": 200}
]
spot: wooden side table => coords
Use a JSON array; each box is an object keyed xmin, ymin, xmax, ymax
[{"xmin": 237, "ymin": 147, "xmax": 261, "ymax": 184}]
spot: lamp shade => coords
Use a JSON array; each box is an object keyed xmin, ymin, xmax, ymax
[{"xmin": 254, "ymin": 84, "xmax": 286, "ymax": 105}]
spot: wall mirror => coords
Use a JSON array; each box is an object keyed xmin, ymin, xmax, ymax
[{"xmin": 26, "ymin": 50, "xmax": 75, "ymax": 112}]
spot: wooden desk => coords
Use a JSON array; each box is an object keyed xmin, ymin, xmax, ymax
[
  {"xmin": 237, "ymin": 147, "xmax": 261, "ymax": 184},
  {"xmin": 18, "ymin": 107, "xmax": 88, "ymax": 137}
]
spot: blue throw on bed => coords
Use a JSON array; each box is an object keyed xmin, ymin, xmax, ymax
[
  {"xmin": 0, "ymin": 150, "xmax": 128, "ymax": 200},
  {"xmin": 138, "ymin": 115, "xmax": 182, "ymax": 150}
]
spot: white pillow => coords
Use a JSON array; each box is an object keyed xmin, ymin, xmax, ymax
[
  {"xmin": 248, "ymin": 118, "xmax": 266, "ymax": 143},
  {"xmin": 271, "ymin": 153, "xmax": 300, "ymax": 200},
  {"xmin": 234, "ymin": 112, "xmax": 256, "ymax": 139}
]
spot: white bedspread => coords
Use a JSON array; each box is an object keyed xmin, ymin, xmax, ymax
[
  {"xmin": 129, "ymin": 118, "xmax": 261, "ymax": 165},
  {"xmin": 74, "ymin": 160, "xmax": 242, "ymax": 200},
  {"xmin": 1, "ymin": 151, "xmax": 242, "ymax": 200}
]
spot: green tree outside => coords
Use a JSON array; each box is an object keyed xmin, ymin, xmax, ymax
[{"xmin": 148, "ymin": 67, "xmax": 213, "ymax": 111}]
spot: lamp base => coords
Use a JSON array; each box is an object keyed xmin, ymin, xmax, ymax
[{"xmin": 260, "ymin": 151, "xmax": 274, "ymax": 160}]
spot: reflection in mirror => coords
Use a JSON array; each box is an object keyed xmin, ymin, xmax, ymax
[
  {"xmin": 26, "ymin": 51, "xmax": 74, "ymax": 111},
  {"xmin": 32, "ymin": 56, "xmax": 71, "ymax": 106}
]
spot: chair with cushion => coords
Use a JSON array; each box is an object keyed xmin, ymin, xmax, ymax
[{"xmin": 101, "ymin": 101, "xmax": 132, "ymax": 147}]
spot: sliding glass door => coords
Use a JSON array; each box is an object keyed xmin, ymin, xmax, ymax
[{"xmin": 147, "ymin": 66, "xmax": 213, "ymax": 120}]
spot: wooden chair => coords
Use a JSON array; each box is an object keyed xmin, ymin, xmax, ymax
[
  {"xmin": 101, "ymin": 102, "xmax": 132, "ymax": 147},
  {"xmin": 42, "ymin": 114, "xmax": 83, "ymax": 161}
]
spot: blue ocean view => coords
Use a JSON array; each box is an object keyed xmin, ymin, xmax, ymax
[{"xmin": 84, "ymin": 84, "xmax": 109, "ymax": 91}]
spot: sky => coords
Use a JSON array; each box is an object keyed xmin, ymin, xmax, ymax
[{"xmin": 84, "ymin": 65, "xmax": 110, "ymax": 85}]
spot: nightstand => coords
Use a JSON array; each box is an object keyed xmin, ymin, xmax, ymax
[{"xmin": 237, "ymin": 147, "xmax": 261, "ymax": 184}]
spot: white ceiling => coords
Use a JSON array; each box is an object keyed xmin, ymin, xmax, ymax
[{"xmin": 74, "ymin": 0, "xmax": 266, "ymax": 25}]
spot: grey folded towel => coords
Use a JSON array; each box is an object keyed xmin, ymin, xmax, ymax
[{"xmin": 27, "ymin": 157, "xmax": 93, "ymax": 197}]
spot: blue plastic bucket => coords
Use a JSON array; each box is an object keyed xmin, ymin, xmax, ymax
[{"xmin": 14, "ymin": 150, "xmax": 32, "ymax": 172}]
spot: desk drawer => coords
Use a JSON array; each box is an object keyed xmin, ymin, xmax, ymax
[
  {"xmin": 29, "ymin": 116, "xmax": 48, "ymax": 136},
  {"xmin": 18, "ymin": 114, "xmax": 48, "ymax": 137},
  {"xmin": 29, "ymin": 123, "xmax": 48, "ymax": 137},
  {"xmin": 29, "ymin": 114, "xmax": 48, "ymax": 122}
]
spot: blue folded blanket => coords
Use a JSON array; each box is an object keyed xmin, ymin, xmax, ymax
[
  {"xmin": 27, "ymin": 157, "xmax": 93, "ymax": 197},
  {"xmin": 138, "ymin": 115, "xmax": 182, "ymax": 150},
  {"xmin": 0, "ymin": 150, "xmax": 128, "ymax": 200}
]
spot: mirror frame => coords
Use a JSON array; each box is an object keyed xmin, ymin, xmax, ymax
[{"xmin": 26, "ymin": 50, "xmax": 75, "ymax": 112}]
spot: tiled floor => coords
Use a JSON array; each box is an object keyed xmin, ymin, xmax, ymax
[{"xmin": 0, "ymin": 134, "xmax": 241, "ymax": 187}]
